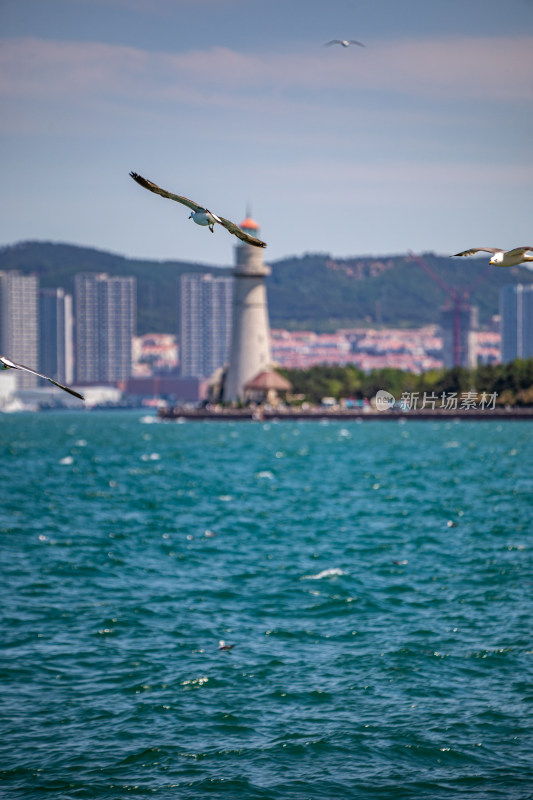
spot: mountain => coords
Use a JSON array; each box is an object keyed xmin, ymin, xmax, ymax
[
  {"xmin": 268, "ymin": 251, "xmax": 533, "ymax": 331},
  {"xmin": 1, "ymin": 240, "xmax": 532, "ymax": 334}
]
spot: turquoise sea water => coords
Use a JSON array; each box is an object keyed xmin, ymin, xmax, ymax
[{"xmin": 1, "ymin": 412, "xmax": 532, "ymax": 800}]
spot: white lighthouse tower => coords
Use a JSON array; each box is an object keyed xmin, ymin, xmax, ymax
[{"xmin": 223, "ymin": 214, "xmax": 272, "ymax": 403}]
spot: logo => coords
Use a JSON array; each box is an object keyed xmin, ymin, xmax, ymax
[{"xmin": 375, "ymin": 390, "xmax": 395, "ymax": 411}]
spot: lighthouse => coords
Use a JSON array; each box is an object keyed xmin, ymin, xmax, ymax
[{"xmin": 223, "ymin": 214, "xmax": 272, "ymax": 403}]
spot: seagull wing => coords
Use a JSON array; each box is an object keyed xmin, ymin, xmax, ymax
[
  {"xmin": 348, "ymin": 40, "xmax": 365, "ymax": 46},
  {"xmin": 0, "ymin": 356, "xmax": 84, "ymax": 400},
  {"xmin": 324, "ymin": 40, "xmax": 342, "ymax": 46},
  {"xmin": 216, "ymin": 215, "xmax": 267, "ymax": 248},
  {"xmin": 505, "ymin": 246, "xmax": 533, "ymax": 258},
  {"xmin": 452, "ymin": 248, "xmax": 502, "ymax": 257},
  {"xmin": 130, "ymin": 172, "xmax": 204, "ymax": 213}
]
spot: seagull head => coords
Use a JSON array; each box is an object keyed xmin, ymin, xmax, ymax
[{"xmin": 489, "ymin": 253, "xmax": 503, "ymax": 265}]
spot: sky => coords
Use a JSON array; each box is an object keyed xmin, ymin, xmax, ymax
[{"xmin": 1, "ymin": 0, "xmax": 532, "ymax": 266}]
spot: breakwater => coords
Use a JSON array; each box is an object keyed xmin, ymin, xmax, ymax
[{"xmin": 158, "ymin": 405, "xmax": 533, "ymax": 422}]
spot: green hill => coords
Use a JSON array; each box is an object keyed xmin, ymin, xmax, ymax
[
  {"xmin": 1, "ymin": 241, "xmax": 532, "ymax": 334},
  {"xmin": 267, "ymin": 252, "xmax": 533, "ymax": 331}
]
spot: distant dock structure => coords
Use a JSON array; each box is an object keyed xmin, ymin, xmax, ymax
[{"xmin": 223, "ymin": 214, "xmax": 272, "ymax": 403}]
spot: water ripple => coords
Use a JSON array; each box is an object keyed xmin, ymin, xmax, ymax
[{"xmin": 1, "ymin": 413, "xmax": 532, "ymax": 799}]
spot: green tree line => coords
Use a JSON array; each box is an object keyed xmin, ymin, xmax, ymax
[{"xmin": 278, "ymin": 359, "xmax": 533, "ymax": 407}]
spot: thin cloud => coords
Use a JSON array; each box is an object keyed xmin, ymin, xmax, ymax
[{"xmin": 1, "ymin": 35, "xmax": 532, "ymax": 106}]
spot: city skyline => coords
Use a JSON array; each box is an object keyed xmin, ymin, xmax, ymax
[
  {"xmin": 0, "ymin": 269, "xmax": 137, "ymax": 392},
  {"xmin": 1, "ymin": 0, "xmax": 532, "ymax": 266},
  {"xmin": 1, "ymin": 266, "xmax": 529, "ymax": 401}
]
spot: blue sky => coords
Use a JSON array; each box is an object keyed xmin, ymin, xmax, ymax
[{"xmin": 1, "ymin": 0, "xmax": 532, "ymax": 266}]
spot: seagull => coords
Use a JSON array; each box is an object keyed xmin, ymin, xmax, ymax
[
  {"xmin": 324, "ymin": 39, "xmax": 364, "ymax": 48},
  {"xmin": 0, "ymin": 355, "xmax": 84, "ymax": 400},
  {"xmin": 451, "ymin": 247, "xmax": 533, "ymax": 268},
  {"xmin": 218, "ymin": 640, "xmax": 235, "ymax": 651},
  {"xmin": 130, "ymin": 172, "xmax": 266, "ymax": 248}
]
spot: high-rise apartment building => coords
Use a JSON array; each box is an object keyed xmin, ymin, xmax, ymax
[
  {"xmin": 75, "ymin": 273, "xmax": 136, "ymax": 383},
  {"xmin": 0, "ymin": 270, "xmax": 39, "ymax": 388},
  {"xmin": 179, "ymin": 273, "xmax": 233, "ymax": 378},
  {"xmin": 500, "ymin": 284, "xmax": 533, "ymax": 363},
  {"xmin": 39, "ymin": 288, "xmax": 74, "ymax": 386},
  {"xmin": 441, "ymin": 302, "xmax": 478, "ymax": 369}
]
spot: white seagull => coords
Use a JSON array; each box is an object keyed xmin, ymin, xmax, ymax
[
  {"xmin": 130, "ymin": 172, "xmax": 266, "ymax": 248},
  {"xmin": 324, "ymin": 39, "xmax": 364, "ymax": 48},
  {"xmin": 0, "ymin": 355, "xmax": 84, "ymax": 400},
  {"xmin": 452, "ymin": 247, "xmax": 533, "ymax": 268}
]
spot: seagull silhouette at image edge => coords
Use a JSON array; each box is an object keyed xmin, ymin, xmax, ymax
[
  {"xmin": 451, "ymin": 247, "xmax": 533, "ymax": 267},
  {"xmin": 324, "ymin": 39, "xmax": 364, "ymax": 47},
  {"xmin": 130, "ymin": 172, "xmax": 266, "ymax": 248},
  {"xmin": 0, "ymin": 355, "xmax": 84, "ymax": 400}
]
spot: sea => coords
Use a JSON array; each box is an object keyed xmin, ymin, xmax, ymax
[{"xmin": 1, "ymin": 411, "xmax": 532, "ymax": 800}]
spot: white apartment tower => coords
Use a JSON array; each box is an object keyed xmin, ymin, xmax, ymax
[
  {"xmin": 75, "ymin": 273, "xmax": 136, "ymax": 383},
  {"xmin": 223, "ymin": 215, "xmax": 272, "ymax": 403},
  {"xmin": 179, "ymin": 273, "xmax": 233, "ymax": 378},
  {"xmin": 0, "ymin": 271, "xmax": 39, "ymax": 388}
]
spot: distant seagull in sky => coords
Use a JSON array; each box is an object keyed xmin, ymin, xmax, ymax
[
  {"xmin": 130, "ymin": 172, "xmax": 266, "ymax": 248},
  {"xmin": 218, "ymin": 640, "xmax": 235, "ymax": 651},
  {"xmin": 452, "ymin": 246, "xmax": 533, "ymax": 267},
  {"xmin": 0, "ymin": 355, "xmax": 84, "ymax": 400},
  {"xmin": 324, "ymin": 39, "xmax": 364, "ymax": 48}
]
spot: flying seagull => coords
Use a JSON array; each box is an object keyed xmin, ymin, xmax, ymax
[
  {"xmin": 130, "ymin": 172, "xmax": 266, "ymax": 248},
  {"xmin": 451, "ymin": 247, "xmax": 533, "ymax": 267},
  {"xmin": 324, "ymin": 39, "xmax": 364, "ymax": 48},
  {"xmin": 0, "ymin": 355, "xmax": 84, "ymax": 400}
]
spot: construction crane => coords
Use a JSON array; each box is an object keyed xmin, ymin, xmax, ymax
[{"xmin": 407, "ymin": 252, "xmax": 489, "ymax": 367}]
